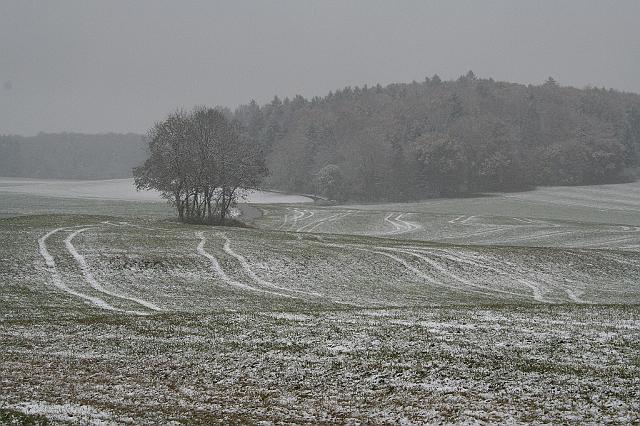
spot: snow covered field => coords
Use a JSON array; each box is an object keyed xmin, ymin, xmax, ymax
[
  {"xmin": 0, "ymin": 177, "xmax": 312, "ymax": 204},
  {"xmin": 257, "ymin": 181, "xmax": 640, "ymax": 251},
  {"xmin": 1, "ymin": 181, "xmax": 639, "ymax": 423}
]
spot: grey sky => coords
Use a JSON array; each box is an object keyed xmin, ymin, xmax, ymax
[{"xmin": 1, "ymin": 0, "xmax": 639, "ymax": 136}]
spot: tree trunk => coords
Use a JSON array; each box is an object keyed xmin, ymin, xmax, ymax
[
  {"xmin": 220, "ymin": 188, "xmax": 226, "ymax": 223},
  {"xmin": 175, "ymin": 193, "xmax": 184, "ymax": 221}
]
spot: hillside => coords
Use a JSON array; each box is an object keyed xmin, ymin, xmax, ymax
[
  {"xmin": 235, "ymin": 73, "xmax": 640, "ymax": 201},
  {"xmin": 1, "ymin": 181, "xmax": 639, "ymax": 423},
  {"xmin": 3, "ymin": 74, "xmax": 640, "ymax": 197}
]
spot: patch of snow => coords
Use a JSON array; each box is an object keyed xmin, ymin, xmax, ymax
[
  {"xmin": 11, "ymin": 401, "xmax": 115, "ymax": 425},
  {"xmin": 268, "ymin": 312, "xmax": 314, "ymax": 322},
  {"xmin": 0, "ymin": 177, "xmax": 312, "ymax": 204}
]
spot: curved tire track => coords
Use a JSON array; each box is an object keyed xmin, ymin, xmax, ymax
[
  {"xmin": 38, "ymin": 227, "xmax": 124, "ymax": 312},
  {"xmin": 196, "ymin": 231, "xmax": 296, "ymax": 299},
  {"xmin": 221, "ymin": 233, "xmax": 322, "ymax": 297},
  {"xmin": 65, "ymin": 228, "xmax": 162, "ymax": 312}
]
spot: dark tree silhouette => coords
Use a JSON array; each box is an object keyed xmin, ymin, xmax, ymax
[{"xmin": 134, "ymin": 107, "xmax": 266, "ymax": 224}]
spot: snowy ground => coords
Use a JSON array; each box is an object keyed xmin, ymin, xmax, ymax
[
  {"xmin": 256, "ymin": 181, "xmax": 640, "ymax": 251},
  {"xmin": 1, "ymin": 181, "xmax": 639, "ymax": 423},
  {"xmin": 0, "ymin": 177, "xmax": 312, "ymax": 204}
]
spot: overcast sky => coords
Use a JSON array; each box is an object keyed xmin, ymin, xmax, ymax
[{"xmin": 1, "ymin": 0, "xmax": 639, "ymax": 136}]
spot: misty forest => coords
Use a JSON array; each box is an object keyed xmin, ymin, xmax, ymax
[
  {"xmin": 3, "ymin": 74, "xmax": 640, "ymax": 203},
  {"xmin": 2, "ymin": 1, "xmax": 640, "ymax": 424},
  {"xmin": 241, "ymin": 74, "xmax": 640, "ymax": 200}
]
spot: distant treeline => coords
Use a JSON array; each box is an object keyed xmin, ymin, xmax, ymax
[
  {"xmin": 0, "ymin": 133, "xmax": 146, "ymax": 179},
  {"xmin": 233, "ymin": 72, "xmax": 640, "ymax": 201},
  {"xmin": 3, "ymin": 73, "xmax": 640, "ymax": 200}
]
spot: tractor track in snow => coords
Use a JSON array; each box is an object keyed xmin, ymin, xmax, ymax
[
  {"xmin": 285, "ymin": 208, "xmax": 315, "ymax": 231},
  {"xmin": 395, "ymin": 213, "xmax": 421, "ymax": 233},
  {"xmin": 312, "ymin": 240, "xmax": 521, "ymax": 300},
  {"xmin": 448, "ymin": 215, "xmax": 466, "ymax": 224},
  {"xmin": 483, "ymin": 229, "xmax": 575, "ymax": 245},
  {"xmin": 412, "ymin": 247, "xmax": 554, "ymax": 303},
  {"xmin": 383, "ymin": 213, "xmax": 404, "ymax": 234},
  {"xmin": 314, "ymin": 241, "xmax": 442, "ymax": 290},
  {"xmin": 513, "ymin": 217, "xmax": 535, "ymax": 224},
  {"xmin": 393, "ymin": 246, "xmax": 543, "ymax": 301},
  {"xmin": 277, "ymin": 208, "xmax": 290, "ymax": 230},
  {"xmin": 220, "ymin": 233, "xmax": 322, "ymax": 297},
  {"xmin": 65, "ymin": 228, "xmax": 162, "ymax": 312},
  {"xmin": 38, "ymin": 226, "xmax": 153, "ymax": 314},
  {"xmin": 438, "ymin": 225, "xmax": 507, "ymax": 241},
  {"xmin": 304, "ymin": 227, "xmax": 557, "ymax": 302},
  {"xmin": 195, "ymin": 231, "xmax": 298, "ymax": 299},
  {"xmin": 38, "ymin": 227, "xmax": 121, "ymax": 312},
  {"xmin": 382, "ymin": 213, "xmax": 420, "ymax": 236},
  {"xmin": 385, "ymin": 247, "xmax": 526, "ymax": 300},
  {"xmin": 296, "ymin": 211, "xmax": 352, "ymax": 233},
  {"xmin": 574, "ymin": 234, "xmax": 640, "ymax": 249}
]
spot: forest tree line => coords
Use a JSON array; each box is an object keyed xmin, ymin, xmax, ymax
[
  {"xmin": 233, "ymin": 72, "xmax": 640, "ymax": 201},
  {"xmin": 2, "ymin": 73, "xmax": 640, "ymax": 202}
]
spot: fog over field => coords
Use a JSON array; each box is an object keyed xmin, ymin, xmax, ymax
[
  {"xmin": 0, "ymin": 178, "xmax": 312, "ymax": 204},
  {"xmin": 2, "ymin": 1, "xmax": 640, "ymax": 136},
  {"xmin": 1, "ymin": 1, "xmax": 640, "ymax": 424}
]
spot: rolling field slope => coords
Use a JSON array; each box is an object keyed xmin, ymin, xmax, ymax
[
  {"xmin": 1, "ymin": 182, "xmax": 639, "ymax": 423},
  {"xmin": 257, "ymin": 181, "xmax": 640, "ymax": 251}
]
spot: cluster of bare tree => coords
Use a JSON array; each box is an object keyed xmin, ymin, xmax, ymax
[{"xmin": 134, "ymin": 107, "xmax": 266, "ymax": 223}]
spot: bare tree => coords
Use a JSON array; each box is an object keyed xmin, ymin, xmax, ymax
[
  {"xmin": 134, "ymin": 107, "xmax": 266, "ymax": 224},
  {"xmin": 134, "ymin": 110, "xmax": 191, "ymax": 220}
]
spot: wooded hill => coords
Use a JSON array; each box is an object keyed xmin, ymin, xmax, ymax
[
  {"xmin": 0, "ymin": 133, "xmax": 146, "ymax": 180},
  {"xmin": 235, "ymin": 72, "xmax": 640, "ymax": 201},
  {"xmin": 2, "ymin": 73, "xmax": 639, "ymax": 202}
]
